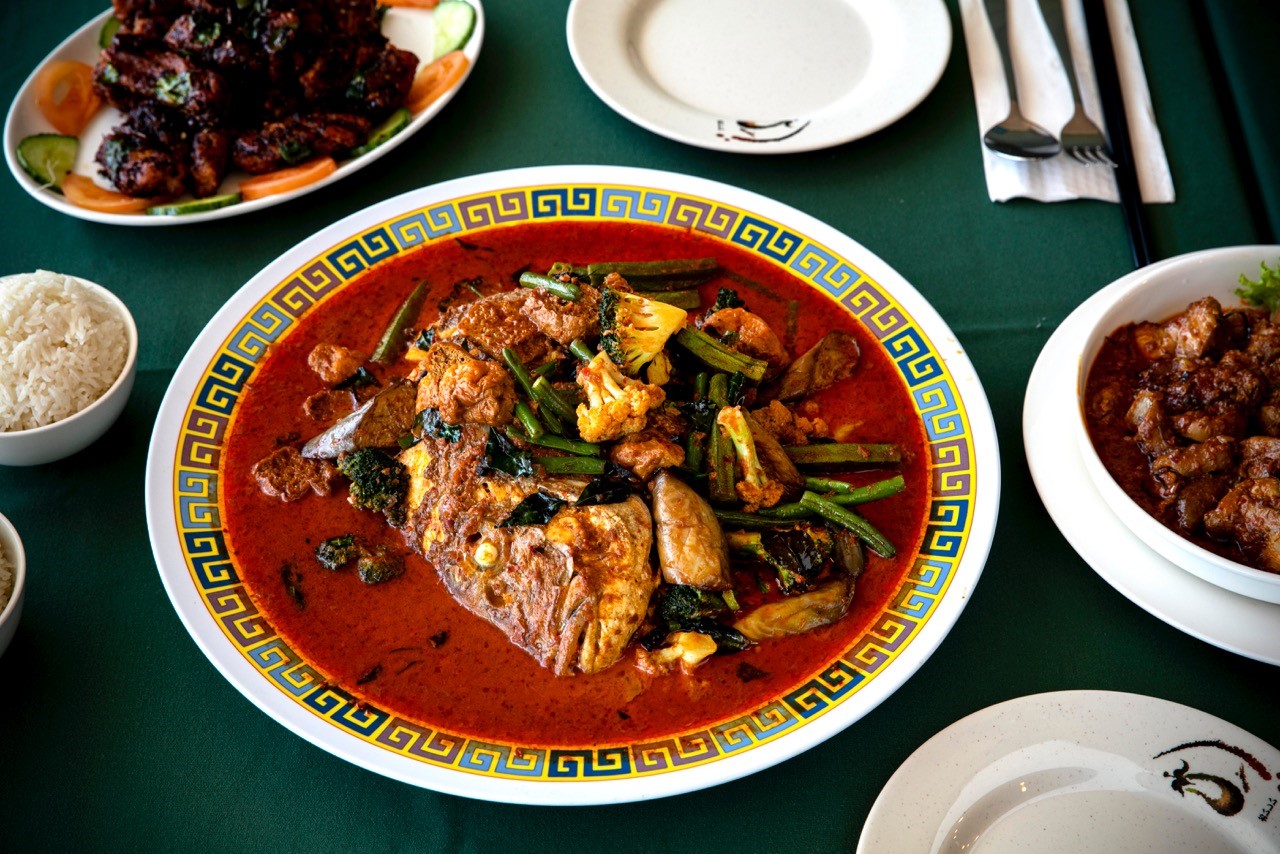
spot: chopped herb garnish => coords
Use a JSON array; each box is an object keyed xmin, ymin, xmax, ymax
[
  {"xmin": 1237, "ymin": 260, "xmax": 1280, "ymax": 314},
  {"xmin": 155, "ymin": 71, "xmax": 193, "ymax": 106},
  {"xmin": 333, "ymin": 366, "xmax": 378, "ymax": 391},
  {"xmin": 277, "ymin": 139, "xmax": 313, "ymax": 165}
]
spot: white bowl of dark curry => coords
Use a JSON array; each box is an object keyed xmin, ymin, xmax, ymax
[{"xmin": 1077, "ymin": 246, "xmax": 1280, "ymax": 604}]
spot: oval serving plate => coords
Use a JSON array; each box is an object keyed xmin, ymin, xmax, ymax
[
  {"xmin": 144, "ymin": 165, "xmax": 999, "ymax": 803},
  {"xmin": 566, "ymin": 0, "xmax": 951, "ymax": 154},
  {"xmin": 859, "ymin": 691, "xmax": 1280, "ymax": 853},
  {"xmin": 3, "ymin": 3, "xmax": 483, "ymax": 226}
]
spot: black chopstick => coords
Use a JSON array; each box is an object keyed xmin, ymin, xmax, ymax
[{"xmin": 1082, "ymin": 0, "xmax": 1155, "ymax": 269}]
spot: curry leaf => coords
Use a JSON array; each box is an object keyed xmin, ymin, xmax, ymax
[
  {"xmin": 415, "ymin": 408, "xmax": 461, "ymax": 443},
  {"xmin": 333, "ymin": 366, "xmax": 378, "ymax": 391},
  {"xmin": 498, "ymin": 491, "xmax": 566, "ymax": 527},
  {"xmin": 711, "ymin": 287, "xmax": 745, "ymax": 313},
  {"xmin": 574, "ymin": 463, "xmax": 641, "ymax": 507},
  {"xmin": 479, "ymin": 428, "xmax": 534, "ymax": 477}
]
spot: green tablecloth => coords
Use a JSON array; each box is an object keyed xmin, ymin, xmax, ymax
[{"xmin": 1, "ymin": 1, "xmax": 1275, "ymax": 849}]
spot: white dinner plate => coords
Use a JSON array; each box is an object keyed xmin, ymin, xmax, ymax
[
  {"xmin": 144, "ymin": 165, "xmax": 999, "ymax": 803},
  {"xmin": 1023, "ymin": 248, "xmax": 1280, "ymax": 665},
  {"xmin": 4, "ymin": 3, "xmax": 483, "ymax": 226},
  {"xmin": 859, "ymin": 690, "xmax": 1280, "ymax": 853},
  {"xmin": 566, "ymin": 0, "xmax": 951, "ymax": 153}
]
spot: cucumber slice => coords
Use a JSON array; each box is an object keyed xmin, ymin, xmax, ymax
[
  {"xmin": 147, "ymin": 193, "xmax": 242, "ymax": 216},
  {"xmin": 350, "ymin": 108, "xmax": 412, "ymax": 157},
  {"xmin": 16, "ymin": 134, "xmax": 78, "ymax": 189},
  {"xmin": 99, "ymin": 17, "xmax": 121, "ymax": 48},
  {"xmin": 432, "ymin": 1, "xmax": 476, "ymax": 59}
]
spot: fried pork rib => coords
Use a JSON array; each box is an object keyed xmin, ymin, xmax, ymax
[{"xmin": 91, "ymin": 0, "xmax": 418, "ymax": 197}]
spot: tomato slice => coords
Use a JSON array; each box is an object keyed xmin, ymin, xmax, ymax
[
  {"xmin": 239, "ymin": 157, "xmax": 337, "ymax": 201},
  {"xmin": 35, "ymin": 61, "xmax": 102, "ymax": 136},
  {"xmin": 61, "ymin": 174, "xmax": 151, "ymax": 214},
  {"xmin": 406, "ymin": 51, "xmax": 468, "ymax": 113}
]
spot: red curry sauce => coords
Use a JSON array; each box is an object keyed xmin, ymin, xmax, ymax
[{"xmin": 220, "ymin": 221, "xmax": 931, "ymax": 746}]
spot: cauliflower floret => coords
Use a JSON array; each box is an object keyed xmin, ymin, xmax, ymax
[
  {"xmin": 634, "ymin": 631, "xmax": 717, "ymax": 675},
  {"xmin": 575, "ymin": 351, "xmax": 666, "ymax": 443}
]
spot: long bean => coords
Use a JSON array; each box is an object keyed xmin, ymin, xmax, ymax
[
  {"xmin": 785, "ymin": 443, "xmax": 901, "ymax": 467},
  {"xmin": 708, "ymin": 372, "xmax": 729, "ymax": 407},
  {"xmin": 674, "ymin": 327, "xmax": 768, "ymax": 381},
  {"xmin": 798, "ymin": 491, "xmax": 895, "ymax": 558},
  {"xmin": 569, "ymin": 339, "xmax": 595, "ymax": 362},
  {"xmin": 536, "ymin": 456, "xmax": 606, "ymax": 475},
  {"xmin": 530, "ymin": 359, "xmax": 558, "ymax": 379},
  {"xmin": 519, "ymin": 271, "xmax": 581, "ymax": 301},
  {"xmin": 502, "ymin": 347, "xmax": 538, "ymax": 399},
  {"xmin": 372, "ymin": 281, "xmax": 428, "ymax": 363},
  {"xmin": 586, "ymin": 258, "xmax": 718, "ymax": 280},
  {"xmin": 507, "ymin": 428, "xmax": 601, "ymax": 457},
  {"xmin": 513, "ymin": 401, "xmax": 545, "ymax": 440},
  {"xmin": 709, "ymin": 418, "xmax": 737, "ymax": 504},
  {"xmin": 694, "ymin": 372, "xmax": 710, "ymax": 399},
  {"xmin": 761, "ymin": 476, "xmax": 905, "ymax": 519},
  {"xmin": 532, "ymin": 376, "xmax": 577, "ymax": 423},
  {"xmin": 712, "ymin": 509, "xmax": 796, "ymax": 529}
]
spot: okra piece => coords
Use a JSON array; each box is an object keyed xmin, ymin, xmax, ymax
[
  {"xmin": 372, "ymin": 281, "xmax": 428, "ymax": 363},
  {"xmin": 519, "ymin": 271, "xmax": 581, "ymax": 302},
  {"xmin": 674, "ymin": 327, "xmax": 768, "ymax": 382},
  {"xmin": 784, "ymin": 443, "xmax": 902, "ymax": 467},
  {"xmin": 536, "ymin": 456, "xmax": 607, "ymax": 475}
]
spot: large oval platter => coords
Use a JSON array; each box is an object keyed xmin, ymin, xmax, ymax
[
  {"xmin": 144, "ymin": 166, "xmax": 999, "ymax": 803},
  {"xmin": 4, "ymin": 3, "xmax": 483, "ymax": 226}
]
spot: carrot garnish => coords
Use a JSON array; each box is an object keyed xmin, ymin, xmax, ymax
[
  {"xmin": 60, "ymin": 174, "xmax": 150, "ymax": 214},
  {"xmin": 35, "ymin": 61, "xmax": 102, "ymax": 136},
  {"xmin": 239, "ymin": 157, "xmax": 337, "ymax": 201},
  {"xmin": 406, "ymin": 51, "xmax": 468, "ymax": 113}
]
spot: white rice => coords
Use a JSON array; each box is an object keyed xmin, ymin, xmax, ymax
[
  {"xmin": 0, "ymin": 540, "xmax": 12, "ymax": 612},
  {"xmin": 0, "ymin": 271, "xmax": 128, "ymax": 432}
]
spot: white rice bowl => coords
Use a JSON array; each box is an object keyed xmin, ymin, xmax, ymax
[
  {"xmin": 0, "ymin": 539, "xmax": 12, "ymax": 611},
  {"xmin": 0, "ymin": 271, "xmax": 129, "ymax": 432}
]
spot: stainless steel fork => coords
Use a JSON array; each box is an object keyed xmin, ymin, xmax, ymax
[{"xmin": 1039, "ymin": 0, "xmax": 1116, "ymax": 166}]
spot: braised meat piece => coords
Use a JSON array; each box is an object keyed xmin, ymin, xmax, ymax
[
  {"xmin": 703, "ymin": 308, "xmax": 789, "ymax": 378},
  {"xmin": 523, "ymin": 284, "xmax": 602, "ymax": 345},
  {"xmin": 307, "ymin": 343, "xmax": 365, "ymax": 384},
  {"xmin": 233, "ymin": 112, "xmax": 371, "ymax": 173},
  {"xmin": 252, "ymin": 445, "xmax": 339, "ymax": 501},
  {"xmin": 609, "ymin": 430, "xmax": 684, "ymax": 480},
  {"xmin": 1149, "ymin": 435, "xmax": 1236, "ymax": 499},
  {"xmin": 1239, "ymin": 437, "xmax": 1280, "ymax": 479},
  {"xmin": 413, "ymin": 342, "xmax": 516, "ymax": 427},
  {"xmin": 1204, "ymin": 478, "xmax": 1280, "ymax": 572},
  {"xmin": 441, "ymin": 290, "xmax": 557, "ymax": 366},
  {"xmin": 751, "ymin": 399, "xmax": 827, "ymax": 446}
]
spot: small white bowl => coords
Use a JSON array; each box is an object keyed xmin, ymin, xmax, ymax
[
  {"xmin": 0, "ymin": 511, "xmax": 26, "ymax": 659},
  {"xmin": 1073, "ymin": 246, "xmax": 1280, "ymax": 604},
  {"xmin": 0, "ymin": 274, "xmax": 138, "ymax": 466}
]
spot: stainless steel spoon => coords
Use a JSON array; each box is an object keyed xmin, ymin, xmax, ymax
[{"xmin": 982, "ymin": 0, "xmax": 1061, "ymax": 160}]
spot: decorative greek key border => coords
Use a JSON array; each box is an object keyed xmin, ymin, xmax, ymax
[{"xmin": 171, "ymin": 184, "xmax": 976, "ymax": 781}]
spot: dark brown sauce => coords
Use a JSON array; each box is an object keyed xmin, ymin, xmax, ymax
[
  {"xmin": 220, "ymin": 220, "xmax": 931, "ymax": 746},
  {"xmin": 1084, "ymin": 321, "xmax": 1262, "ymax": 569}
]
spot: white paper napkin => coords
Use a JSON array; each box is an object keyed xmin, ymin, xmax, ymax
[{"xmin": 959, "ymin": 0, "xmax": 1175, "ymax": 204}]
